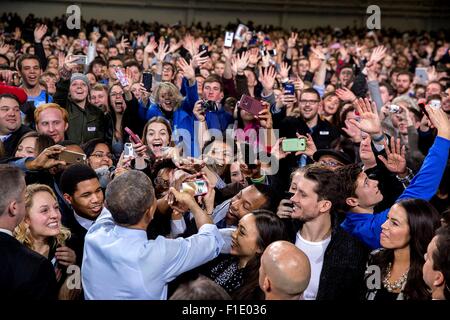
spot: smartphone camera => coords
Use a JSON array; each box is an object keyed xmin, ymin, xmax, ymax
[{"xmin": 181, "ymin": 180, "xmax": 208, "ymax": 196}]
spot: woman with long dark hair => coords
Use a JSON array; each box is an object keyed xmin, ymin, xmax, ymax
[
  {"xmin": 365, "ymin": 198, "xmax": 441, "ymax": 300},
  {"xmin": 202, "ymin": 210, "xmax": 289, "ymax": 300}
]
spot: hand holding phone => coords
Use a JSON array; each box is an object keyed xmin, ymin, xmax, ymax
[
  {"xmin": 57, "ymin": 150, "xmax": 87, "ymax": 165},
  {"xmin": 282, "ymin": 138, "xmax": 306, "ymax": 152},
  {"xmin": 181, "ymin": 179, "xmax": 208, "ymax": 197},
  {"xmin": 72, "ymin": 55, "xmax": 87, "ymax": 65},
  {"xmin": 115, "ymin": 68, "xmax": 129, "ymax": 87},
  {"xmin": 123, "ymin": 143, "xmax": 134, "ymax": 159},
  {"xmin": 238, "ymin": 94, "xmax": 264, "ymax": 116},
  {"xmin": 224, "ymin": 32, "xmax": 234, "ymax": 48},
  {"xmin": 142, "ymin": 71, "xmax": 152, "ymax": 92},
  {"xmin": 124, "ymin": 127, "xmax": 143, "ymax": 145}
]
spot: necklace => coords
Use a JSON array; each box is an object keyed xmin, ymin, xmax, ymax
[{"xmin": 382, "ymin": 262, "xmax": 409, "ymax": 293}]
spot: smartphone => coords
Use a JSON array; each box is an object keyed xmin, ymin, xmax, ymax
[
  {"xmin": 284, "ymin": 191, "xmax": 294, "ymax": 208},
  {"xmin": 268, "ymin": 49, "xmax": 277, "ymax": 56},
  {"xmin": 199, "ymin": 44, "xmax": 208, "ymax": 57},
  {"xmin": 224, "ymin": 32, "xmax": 234, "ymax": 48},
  {"xmin": 72, "ymin": 55, "xmax": 87, "ymax": 65},
  {"xmin": 181, "ymin": 180, "xmax": 208, "ymax": 196},
  {"xmin": 142, "ymin": 71, "xmax": 153, "ymax": 92},
  {"xmin": 123, "ymin": 142, "xmax": 134, "ymax": 159},
  {"xmin": 93, "ymin": 26, "xmax": 99, "ymax": 33},
  {"xmin": 238, "ymin": 94, "xmax": 264, "ymax": 116},
  {"xmin": 389, "ymin": 104, "xmax": 401, "ymax": 113},
  {"xmin": 58, "ymin": 150, "xmax": 87, "ymax": 165},
  {"xmin": 415, "ymin": 67, "xmax": 428, "ymax": 86},
  {"xmin": 241, "ymin": 142, "xmax": 257, "ymax": 169},
  {"xmin": 234, "ymin": 24, "xmax": 249, "ymax": 42},
  {"xmin": 282, "ymin": 138, "xmax": 307, "ymax": 152},
  {"xmin": 115, "ymin": 68, "xmax": 129, "ymax": 87},
  {"xmin": 283, "ymin": 83, "xmax": 295, "ymax": 95},
  {"xmin": 124, "ymin": 127, "xmax": 142, "ymax": 144},
  {"xmin": 429, "ymin": 99, "xmax": 441, "ymax": 109}
]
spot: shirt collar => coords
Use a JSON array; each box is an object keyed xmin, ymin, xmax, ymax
[
  {"xmin": 0, "ymin": 228, "xmax": 13, "ymax": 236},
  {"xmin": 73, "ymin": 210, "xmax": 95, "ymax": 230}
]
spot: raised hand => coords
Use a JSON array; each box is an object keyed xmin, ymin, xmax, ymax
[
  {"xmin": 155, "ymin": 38, "xmax": 169, "ymax": 62},
  {"xmin": 235, "ymin": 51, "xmax": 250, "ymax": 73},
  {"xmin": 248, "ymin": 47, "xmax": 259, "ymax": 65},
  {"xmin": 258, "ymin": 66, "xmax": 276, "ymax": 93},
  {"xmin": 378, "ymin": 137, "xmax": 407, "ymax": 175},
  {"xmin": 191, "ymin": 51, "xmax": 209, "ymax": 69},
  {"xmin": 144, "ymin": 39, "xmax": 158, "ymax": 54},
  {"xmin": 34, "ymin": 24, "xmax": 48, "ymax": 43},
  {"xmin": 427, "ymin": 66, "xmax": 438, "ymax": 82},
  {"xmin": 279, "ymin": 61, "xmax": 291, "ymax": 79},
  {"xmin": 295, "ymin": 133, "xmax": 316, "ymax": 157},
  {"xmin": 288, "ymin": 32, "xmax": 298, "ymax": 48},
  {"xmin": 349, "ymin": 98, "xmax": 382, "ymax": 135},
  {"xmin": 366, "ymin": 45, "xmax": 386, "ymax": 68},
  {"xmin": 426, "ymin": 104, "xmax": 450, "ymax": 140},
  {"xmin": 177, "ymin": 57, "xmax": 195, "ymax": 82},
  {"xmin": 335, "ymin": 87, "xmax": 356, "ymax": 102}
]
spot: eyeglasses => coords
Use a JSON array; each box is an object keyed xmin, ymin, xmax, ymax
[
  {"xmin": 90, "ymin": 152, "xmax": 114, "ymax": 159},
  {"xmin": 299, "ymin": 100, "xmax": 319, "ymax": 106}
]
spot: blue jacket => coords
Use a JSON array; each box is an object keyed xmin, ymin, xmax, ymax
[
  {"xmin": 139, "ymin": 78, "xmax": 199, "ymax": 156},
  {"xmin": 341, "ymin": 136, "xmax": 450, "ymax": 249}
]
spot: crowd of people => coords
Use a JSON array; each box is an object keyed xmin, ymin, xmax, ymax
[{"xmin": 0, "ymin": 12, "xmax": 449, "ymax": 301}]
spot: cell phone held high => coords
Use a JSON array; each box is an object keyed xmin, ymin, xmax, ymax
[
  {"xmin": 283, "ymin": 83, "xmax": 295, "ymax": 95},
  {"xmin": 415, "ymin": 67, "xmax": 428, "ymax": 86},
  {"xmin": 124, "ymin": 127, "xmax": 142, "ymax": 145},
  {"xmin": 199, "ymin": 44, "xmax": 209, "ymax": 57},
  {"xmin": 224, "ymin": 32, "xmax": 234, "ymax": 48},
  {"xmin": 115, "ymin": 68, "xmax": 129, "ymax": 87},
  {"xmin": 238, "ymin": 94, "xmax": 264, "ymax": 116},
  {"xmin": 142, "ymin": 72, "xmax": 153, "ymax": 92},
  {"xmin": 58, "ymin": 150, "xmax": 87, "ymax": 165},
  {"xmin": 282, "ymin": 138, "xmax": 307, "ymax": 152},
  {"xmin": 72, "ymin": 55, "xmax": 87, "ymax": 65},
  {"xmin": 181, "ymin": 180, "xmax": 208, "ymax": 197}
]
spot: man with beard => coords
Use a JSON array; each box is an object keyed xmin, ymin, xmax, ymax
[
  {"xmin": 395, "ymin": 71, "xmax": 413, "ymax": 96},
  {"xmin": 53, "ymin": 55, "xmax": 106, "ymax": 145},
  {"xmin": 0, "ymin": 93, "xmax": 31, "ymax": 157},
  {"xmin": 286, "ymin": 166, "xmax": 367, "ymax": 300}
]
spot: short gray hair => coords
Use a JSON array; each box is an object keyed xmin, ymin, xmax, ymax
[
  {"xmin": 0, "ymin": 165, "xmax": 25, "ymax": 216},
  {"xmin": 105, "ymin": 170, "xmax": 155, "ymax": 225}
]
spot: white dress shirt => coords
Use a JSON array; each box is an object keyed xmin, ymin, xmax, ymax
[
  {"xmin": 74, "ymin": 211, "xmax": 95, "ymax": 231},
  {"xmin": 82, "ymin": 208, "xmax": 224, "ymax": 300}
]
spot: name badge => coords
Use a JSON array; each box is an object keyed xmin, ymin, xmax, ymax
[
  {"xmin": 319, "ymin": 131, "xmax": 329, "ymax": 135},
  {"xmin": 87, "ymin": 126, "xmax": 97, "ymax": 132}
]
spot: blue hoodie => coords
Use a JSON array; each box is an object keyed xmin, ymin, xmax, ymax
[{"xmin": 341, "ymin": 136, "xmax": 450, "ymax": 249}]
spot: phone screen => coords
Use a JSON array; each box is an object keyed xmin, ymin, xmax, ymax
[{"xmin": 142, "ymin": 72, "xmax": 152, "ymax": 92}]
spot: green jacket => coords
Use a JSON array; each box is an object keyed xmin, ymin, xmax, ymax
[{"xmin": 54, "ymin": 79, "xmax": 106, "ymax": 145}]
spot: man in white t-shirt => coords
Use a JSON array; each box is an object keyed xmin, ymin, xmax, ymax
[{"xmin": 283, "ymin": 166, "xmax": 368, "ymax": 300}]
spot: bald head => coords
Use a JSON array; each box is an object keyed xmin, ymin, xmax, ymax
[{"xmin": 259, "ymin": 241, "xmax": 311, "ymax": 300}]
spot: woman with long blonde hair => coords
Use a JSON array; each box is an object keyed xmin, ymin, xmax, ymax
[{"xmin": 14, "ymin": 184, "xmax": 80, "ymax": 300}]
